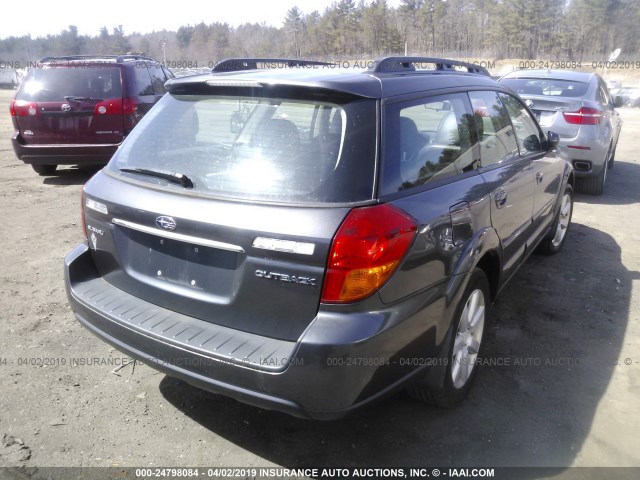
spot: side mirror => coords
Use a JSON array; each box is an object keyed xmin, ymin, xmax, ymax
[
  {"xmin": 614, "ymin": 96, "xmax": 624, "ymax": 108},
  {"xmin": 546, "ymin": 131, "xmax": 560, "ymax": 150},
  {"xmin": 523, "ymin": 134, "xmax": 541, "ymax": 152}
]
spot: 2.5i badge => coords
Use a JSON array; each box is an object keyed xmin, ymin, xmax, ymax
[{"xmin": 86, "ymin": 224, "xmax": 104, "ymax": 250}]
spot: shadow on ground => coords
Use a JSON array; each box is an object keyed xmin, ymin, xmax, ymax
[
  {"xmin": 41, "ymin": 166, "xmax": 100, "ymax": 186},
  {"xmin": 159, "ymin": 218, "xmax": 637, "ymax": 470},
  {"xmin": 575, "ymin": 159, "xmax": 640, "ymax": 206}
]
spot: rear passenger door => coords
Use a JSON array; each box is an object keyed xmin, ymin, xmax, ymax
[
  {"xmin": 469, "ymin": 91, "xmax": 534, "ymax": 280},
  {"xmin": 500, "ymin": 92, "xmax": 561, "ymax": 241}
]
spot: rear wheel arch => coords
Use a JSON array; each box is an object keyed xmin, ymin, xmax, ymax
[
  {"xmin": 475, "ymin": 251, "xmax": 500, "ymax": 302},
  {"xmin": 567, "ymin": 170, "xmax": 575, "ymax": 190},
  {"xmin": 409, "ymin": 267, "xmax": 490, "ymax": 407},
  {"xmin": 453, "ymin": 226, "xmax": 502, "ymax": 303}
]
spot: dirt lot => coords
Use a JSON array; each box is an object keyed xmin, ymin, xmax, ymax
[{"xmin": 0, "ymin": 87, "xmax": 639, "ymax": 476}]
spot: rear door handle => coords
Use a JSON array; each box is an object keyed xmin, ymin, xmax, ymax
[{"xmin": 495, "ymin": 190, "xmax": 507, "ymax": 208}]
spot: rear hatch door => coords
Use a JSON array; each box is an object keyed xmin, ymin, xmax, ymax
[
  {"xmin": 13, "ymin": 64, "xmax": 124, "ymax": 145},
  {"xmin": 84, "ymin": 182, "xmax": 350, "ymax": 341},
  {"xmin": 83, "ymin": 87, "xmax": 378, "ymax": 341}
]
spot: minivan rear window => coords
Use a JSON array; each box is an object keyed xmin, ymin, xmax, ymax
[
  {"xmin": 108, "ymin": 93, "xmax": 377, "ymax": 204},
  {"xmin": 17, "ymin": 66, "xmax": 122, "ymax": 102}
]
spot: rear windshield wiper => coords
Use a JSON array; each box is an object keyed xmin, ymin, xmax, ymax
[
  {"xmin": 120, "ymin": 167, "xmax": 194, "ymax": 188},
  {"xmin": 64, "ymin": 96, "xmax": 102, "ymax": 102}
]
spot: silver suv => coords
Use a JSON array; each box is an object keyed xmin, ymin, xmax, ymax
[
  {"xmin": 499, "ymin": 69, "xmax": 622, "ymax": 195},
  {"xmin": 65, "ymin": 57, "xmax": 574, "ymax": 419}
]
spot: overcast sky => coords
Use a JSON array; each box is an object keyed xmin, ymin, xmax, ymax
[{"xmin": 3, "ymin": 0, "xmax": 402, "ymax": 39}]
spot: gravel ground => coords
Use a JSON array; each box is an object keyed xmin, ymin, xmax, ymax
[{"xmin": 0, "ymin": 88, "xmax": 639, "ymax": 477}]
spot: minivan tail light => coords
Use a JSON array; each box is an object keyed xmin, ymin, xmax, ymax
[
  {"xmin": 10, "ymin": 100, "xmax": 39, "ymax": 117},
  {"xmin": 321, "ymin": 204, "xmax": 418, "ymax": 303},
  {"xmin": 562, "ymin": 107, "xmax": 603, "ymax": 125},
  {"xmin": 93, "ymin": 98, "xmax": 123, "ymax": 115},
  {"xmin": 122, "ymin": 98, "xmax": 140, "ymax": 132},
  {"xmin": 122, "ymin": 98, "xmax": 138, "ymax": 115}
]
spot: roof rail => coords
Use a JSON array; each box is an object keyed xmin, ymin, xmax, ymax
[
  {"xmin": 370, "ymin": 56, "xmax": 490, "ymax": 77},
  {"xmin": 212, "ymin": 58, "xmax": 333, "ymax": 73},
  {"xmin": 37, "ymin": 54, "xmax": 155, "ymax": 64},
  {"xmin": 38, "ymin": 55, "xmax": 118, "ymax": 63}
]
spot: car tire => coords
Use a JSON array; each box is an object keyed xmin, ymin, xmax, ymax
[
  {"xmin": 31, "ymin": 164, "xmax": 57, "ymax": 176},
  {"xmin": 580, "ymin": 145, "xmax": 610, "ymax": 195},
  {"xmin": 608, "ymin": 145, "xmax": 616, "ymax": 169},
  {"xmin": 409, "ymin": 268, "xmax": 489, "ymax": 408},
  {"xmin": 538, "ymin": 184, "xmax": 573, "ymax": 255}
]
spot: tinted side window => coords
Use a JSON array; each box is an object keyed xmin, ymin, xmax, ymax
[
  {"xmin": 468, "ymin": 91, "xmax": 518, "ymax": 167},
  {"xmin": 132, "ymin": 64, "xmax": 154, "ymax": 96},
  {"xmin": 598, "ymin": 81, "xmax": 612, "ymax": 107},
  {"xmin": 382, "ymin": 93, "xmax": 478, "ymax": 193},
  {"xmin": 499, "ymin": 93, "xmax": 543, "ymax": 154},
  {"xmin": 149, "ymin": 65, "xmax": 168, "ymax": 95}
]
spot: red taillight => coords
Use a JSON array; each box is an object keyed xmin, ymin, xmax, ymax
[
  {"xmin": 321, "ymin": 204, "xmax": 418, "ymax": 303},
  {"xmin": 562, "ymin": 107, "xmax": 603, "ymax": 125},
  {"xmin": 93, "ymin": 98, "xmax": 123, "ymax": 116},
  {"xmin": 10, "ymin": 100, "xmax": 38, "ymax": 117},
  {"xmin": 122, "ymin": 98, "xmax": 138, "ymax": 115},
  {"xmin": 122, "ymin": 98, "xmax": 139, "ymax": 131},
  {"xmin": 81, "ymin": 190, "xmax": 87, "ymax": 239}
]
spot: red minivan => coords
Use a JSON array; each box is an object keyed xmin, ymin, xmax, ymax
[{"xmin": 10, "ymin": 55, "xmax": 173, "ymax": 175}]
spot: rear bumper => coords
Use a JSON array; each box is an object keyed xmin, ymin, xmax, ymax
[
  {"xmin": 12, "ymin": 132, "xmax": 120, "ymax": 165},
  {"xmin": 557, "ymin": 135, "xmax": 608, "ymax": 179},
  {"xmin": 64, "ymin": 243, "xmax": 452, "ymax": 420}
]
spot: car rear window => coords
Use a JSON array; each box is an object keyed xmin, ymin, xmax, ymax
[
  {"xmin": 501, "ymin": 78, "xmax": 589, "ymax": 97},
  {"xmin": 17, "ymin": 66, "xmax": 122, "ymax": 102},
  {"xmin": 108, "ymin": 93, "xmax": 377, "ymax": 204}
]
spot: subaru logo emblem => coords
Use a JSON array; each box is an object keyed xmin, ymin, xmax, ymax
[
  {"xmin": 525, "ymin": 99, "xmax": 534, "ymax": 108},
  {"xmin": 155, "ymin": 216, "xmax": 176, "ymax": 231},
  {"xmin": 61, "ymin": 103, "xmax": 71, "ymax": 112}
]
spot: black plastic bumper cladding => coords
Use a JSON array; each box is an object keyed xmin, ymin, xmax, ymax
[
  {"xmin": 65, "ymin": 243, "xmax": 451, "ymax": 419},
  {"xmin": 11, "ymin": 133, "xmax": 120, "ymax": 165}
]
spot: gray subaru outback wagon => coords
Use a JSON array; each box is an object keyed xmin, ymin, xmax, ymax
[{"xmin": 64, "ymin": 57, "xmax": 574, "ymax": 419}]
